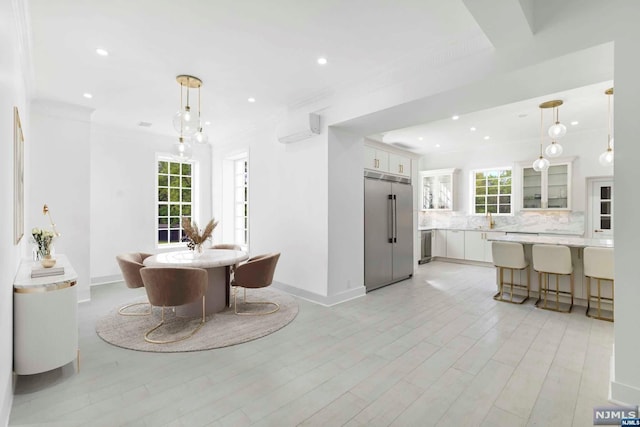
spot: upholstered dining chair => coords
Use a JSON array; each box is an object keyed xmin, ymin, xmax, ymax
[
  {"xmin": 139, "ymin": 267, "xmax": 208, "ymax": 344},
  {"xmin": 115, "ymin": 252, "xmax": 153, "ymax": 316},
  {"xmin": 232, "ymin": 253, "xmax": 281, "ymax": 315}
]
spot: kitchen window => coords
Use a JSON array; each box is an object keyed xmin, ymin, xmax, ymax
[
  {"xmin": 156, "ymin": 156, "xmax": 196, "ymax": 246},
  {"xmin": 473, "ymin": 167, "xmax": 512, "ymax": 215}
]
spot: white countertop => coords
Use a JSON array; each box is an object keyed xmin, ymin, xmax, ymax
[
  {"xmin": 418, "ymin": 226, "xmax": 583, "ymax": 236},
  {"xmin": 488, "ymin": 233, "xmax": 613, "ymax": 248},
  {"xmin": 144, "ymin": 249, "xmax": 248, "ymax": 268},
  {"xmin": 14, "ymin": 255, "xmax": 78, "ymax": 291}
]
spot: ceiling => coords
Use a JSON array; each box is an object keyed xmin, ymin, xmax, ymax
[
  {"xmin": 368, "ymin": 80, "xmax": 615, "ymax": 155},
  {"xmin": 27, "ymin": 0, "xmax": 492, "ymax": 140}
]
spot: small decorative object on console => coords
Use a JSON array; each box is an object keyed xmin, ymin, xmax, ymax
[
  {"xmin": 31, "ymin": 203, "xmax": 62, "ymax": 268},
  {"xmin": 181, "ymin": 217, "xmax": 218, "ymax": 254}
]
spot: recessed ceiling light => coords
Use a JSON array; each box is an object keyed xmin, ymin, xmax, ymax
[
  {"xmin": 435, "ymin": 144, "xmax": 441, "ymax": 148},
  {"xmin": 95, "ymin": 48, "xmax": 109, "ymax": 56},
  {"xmin": 248, "ymin": 97, "xmax": 256, "ymax": 103},
  {"xmin": 571, "ymin": 121, "xmax": 579, "ymax": 126},
  {"xmin": 83, "ymin": 93, "xmax": 93, "ymax": 99},
  {"xmin": 470, "ymin": 126, "xmax": 476, "ymax": 132},
  {"xmin": 205, "ymin": 121, "xmax": 211, "ymax": 126},
  {"xmin": 518, "ymin": 113, "xmax": 528, "ymax": 118},
  {"xmin": 418, "ymin": 137, "xmax": 423, "ymax": 141},
  {"xmin": 317, "ymin": 57, "xmax": 327, "ymax": 65},
  {"xmin": 452, "ymin": 115, "xmax": 460, "ymax": 120},
  {"xmin": 484, "ymin": 135, "xmax": 490, "ymax": 140}
]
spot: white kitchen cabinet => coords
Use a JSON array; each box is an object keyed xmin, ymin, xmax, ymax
[
  {"xmin": 389, "ymin": 153, "xmax": 411, "ymax": 177},
  {"xmin": 465, "ymin": 230, "xmax": 507, "ymax": 262},
  {"xmin": 464, "ymin": 231, "xmax": 485, "ymax": 262},
  {"xmin": 364, "ymin": 146, "xmax": 389, "ymax": 173},
  {"xmin": 419, "ymin": 169, "xmax": 457, "ymax": 210},
  {"xmin": 432, "ymin": 229, "xmax": 447, "ymax": 257},
  {"xmin": 446, "ymin": 230, "xmax": 465, "ymax": 259},
  {"xmin": 521, "ymin": 160, "xmax": 572, "ymax": 210}
]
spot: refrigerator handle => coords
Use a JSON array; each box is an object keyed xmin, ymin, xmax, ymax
[
  {"xmin": 393, "ymin": 194, "xmax": 398, "ymax": 243},
  {"xmin": 388, "ymin": 195, "xmax": 394, "ymax": 243}
]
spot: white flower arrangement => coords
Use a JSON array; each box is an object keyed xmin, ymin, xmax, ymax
[{"xmin": 31, "ymin": 228, "xmax": 55, "ymax": 258}]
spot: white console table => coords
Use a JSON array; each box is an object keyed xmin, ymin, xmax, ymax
[{"xmin": 13, "ymin": 254, "xmax": 78, "ymax": 375}]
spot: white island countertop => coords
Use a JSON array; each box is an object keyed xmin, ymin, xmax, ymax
[{"xmin": 487, "ymin": 233, "xmax": 613, "ymax": 248}]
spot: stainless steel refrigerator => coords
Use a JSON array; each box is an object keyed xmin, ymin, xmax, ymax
[{"xmin": 364, "ymin": 177, "xmax": 413, "ymax": 292}]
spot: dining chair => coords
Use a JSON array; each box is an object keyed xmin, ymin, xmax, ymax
[
  {"xmin": 115, "ymin": 252, "xmax": 153, "ymax": 316},
  {"xmin": 139, "ymin": 266, "xmax": 208, "ymax": 344},
  {"xmin": 232, "ymin": 253, "xmax": 281, "ymax": 315}
]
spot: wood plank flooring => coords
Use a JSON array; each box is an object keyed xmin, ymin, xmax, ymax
[{"xmin": 9, "ymin": 261, "xmax": 614, "ymax": 426}]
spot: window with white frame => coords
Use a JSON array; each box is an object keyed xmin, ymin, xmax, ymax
[
  {"xmin": 234, "ymin": 157, "xmax": 249, "ymax": 248},
  {"xmin": 473, "ymin": 168, "xmax": 512, "ymax": 214},
  {"xmin": 156, "ymin": 157, "xmax": 195, "ymax": 245}
]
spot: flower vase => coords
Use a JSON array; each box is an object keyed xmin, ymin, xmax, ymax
[
  {"xmin": 193, "ymin": 243, "xmax": 204, "ymax": 258},
  {"xmin": 40, "ymin": 254, "xmax": 56, "ymax": 268}
]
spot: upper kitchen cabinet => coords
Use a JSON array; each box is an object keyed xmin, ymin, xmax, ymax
[
  {"xmin": 389, "ymin": 153, "xmax": 411, "ymax": 177},
  {"xmin": 419, "ymin": 168, "xmax": 457, "ymax": 210},
  {"xmin": 364, "ymin": 145, "xmax": 411, "ymax": 177},
  {"xmin": 520, "ymin": 159, "xmax": 573, "ymax": 210},
  {"xmin": 364, "ymin": 146, "xmax": 389, "ymax": 173}
]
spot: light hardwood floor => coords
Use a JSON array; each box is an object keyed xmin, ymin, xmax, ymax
[{"xmin": 10, "ymin": 261, "xmax": 614, "ymax": 426}]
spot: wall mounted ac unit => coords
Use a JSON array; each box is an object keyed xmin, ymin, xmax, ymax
[{"xmin": 277, "ymin": 112, "xmax": 321, "ymax": 144}]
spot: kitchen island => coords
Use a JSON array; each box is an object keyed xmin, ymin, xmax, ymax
[{"xmin": 487, "ymin": 234, "xmax": 613, "ymax": 305}]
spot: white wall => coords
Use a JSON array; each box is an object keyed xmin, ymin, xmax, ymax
[
  {"xmin": 90, "ymin": 124, "xmax": 212, "ymax": 282},
  {"xmin": 0, "ymin": 0, "xmax": 29, "ymax": 423},
  {"xmin": 611, "ymin": 29, "xmax": 640, "ymax": 405},
  {"xmin": 29, "ymin": 100, "xmax": 92, "ymax": 302},
  {"xmin": 418, "ymin": 127, "xmax": 613, "ymax": 215},
  {"xmin": 213, "ymin": 122, "xmax": 329, "ymax": 300},
  {"xmin": 327, "ymin": 127, "xmax": 365, "ymax": 302}
]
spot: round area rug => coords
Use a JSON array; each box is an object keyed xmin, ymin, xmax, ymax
[{"xmin": 95, "ymin": 287, "xmax": 298, "ymax": 353}]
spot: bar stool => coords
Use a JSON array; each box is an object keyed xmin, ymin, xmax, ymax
[
  {"xmin": 584, "ymin": 247, "xmax": 614, "ymax": 322},
  {"xmin": 492, "ymin": 242, "xmax": 530, "ymax": 304},
  {"xmin": 532, "ymin": 244, "xmax": 574, "ymax": 313}
]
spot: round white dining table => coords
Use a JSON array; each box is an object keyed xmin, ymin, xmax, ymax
[{"xmin": 143, "ymin": 249, "xmax": 248, "ymax": 316}]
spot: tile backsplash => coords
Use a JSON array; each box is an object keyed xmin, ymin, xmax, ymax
[{"xmin": 419, "ymin": 210, "xmax": 585, "ymax": 235}]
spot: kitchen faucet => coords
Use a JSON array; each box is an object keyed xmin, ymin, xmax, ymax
[{"xmin": 486, "ymin": 211, "xmax": 495, "ymax": 229}]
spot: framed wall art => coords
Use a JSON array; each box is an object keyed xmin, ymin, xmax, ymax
[{"xmin": 14, "ymin": 106, "xmax": 24, "ymax": 244}]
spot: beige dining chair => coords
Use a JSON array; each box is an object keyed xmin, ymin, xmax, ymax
[
  {"xmin": 232, "ymin": 253, "xmax": 281, "ymax": 315},
  {"xmin": 139, "ymin": 267, "xmax": 208, "ymax": 344},
  {"xmin": 115, "ymin": 252, "xmax": 153, "ymax": 316}
]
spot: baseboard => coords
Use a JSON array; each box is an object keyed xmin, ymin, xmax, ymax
[
  {"xmin": 91, "ymin": 274, "xmax": 122, "ymax": 286},
  {"xmin": 271, "ymin": 281, "xmax": 366, "ymax": 307}
]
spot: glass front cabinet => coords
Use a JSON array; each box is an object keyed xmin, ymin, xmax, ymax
[
  {"xmin": 419, "ymin": 168, "xmax": 457, "ymax": 210},
  {"xmin": 520, "ymin": 160, "xmax": 572, "ymax": 210}
]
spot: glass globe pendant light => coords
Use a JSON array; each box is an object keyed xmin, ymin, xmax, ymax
[
  {"xmin": 191, "ymin": 85, "xmax": 209, "ymax": 144},
  {"xmin": 173, "ymin": 75, "xmax": 202, "ymax": 137},
  {"xmin": 599, "ymin": 87, "xmax": 614, "ymax": 167},
  {"xmin": 172, "ymin": 136, "xmax": 193, "ymax": 160},
  {"xmin": 533, "ymin": 104, "xmax": 550, "ymax": 172},
  {"xmin": 547, "ymin": 100, "xmax": 567, "ymax": 139},
  {"xmin": 545, "ymin": 140, "xmax": 563, "ymax": 157}
]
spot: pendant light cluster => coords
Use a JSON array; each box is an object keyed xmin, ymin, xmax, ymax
[
  {"xmin": 599, "ymin": 87, "xmax": 614, "ymax": 167},
  {"xmin": 533, "ymin": 100, "xmax": 567, "ymax": 171},
  {"xmin": 172, "ymin": 75, "xmax": 208, "ymax": 159}
]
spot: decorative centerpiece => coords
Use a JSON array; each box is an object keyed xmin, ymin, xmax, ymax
[
  {"xmin": 181, "ymin": 217, "xmax": 218, "ymax": 255},
  {"xmin": 32, "ymin": 228, "xmax": 56, "ymax": 267},
  {"xmin": 31, "ymin": 204, "xmax": 62, "ymax": 268}
]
